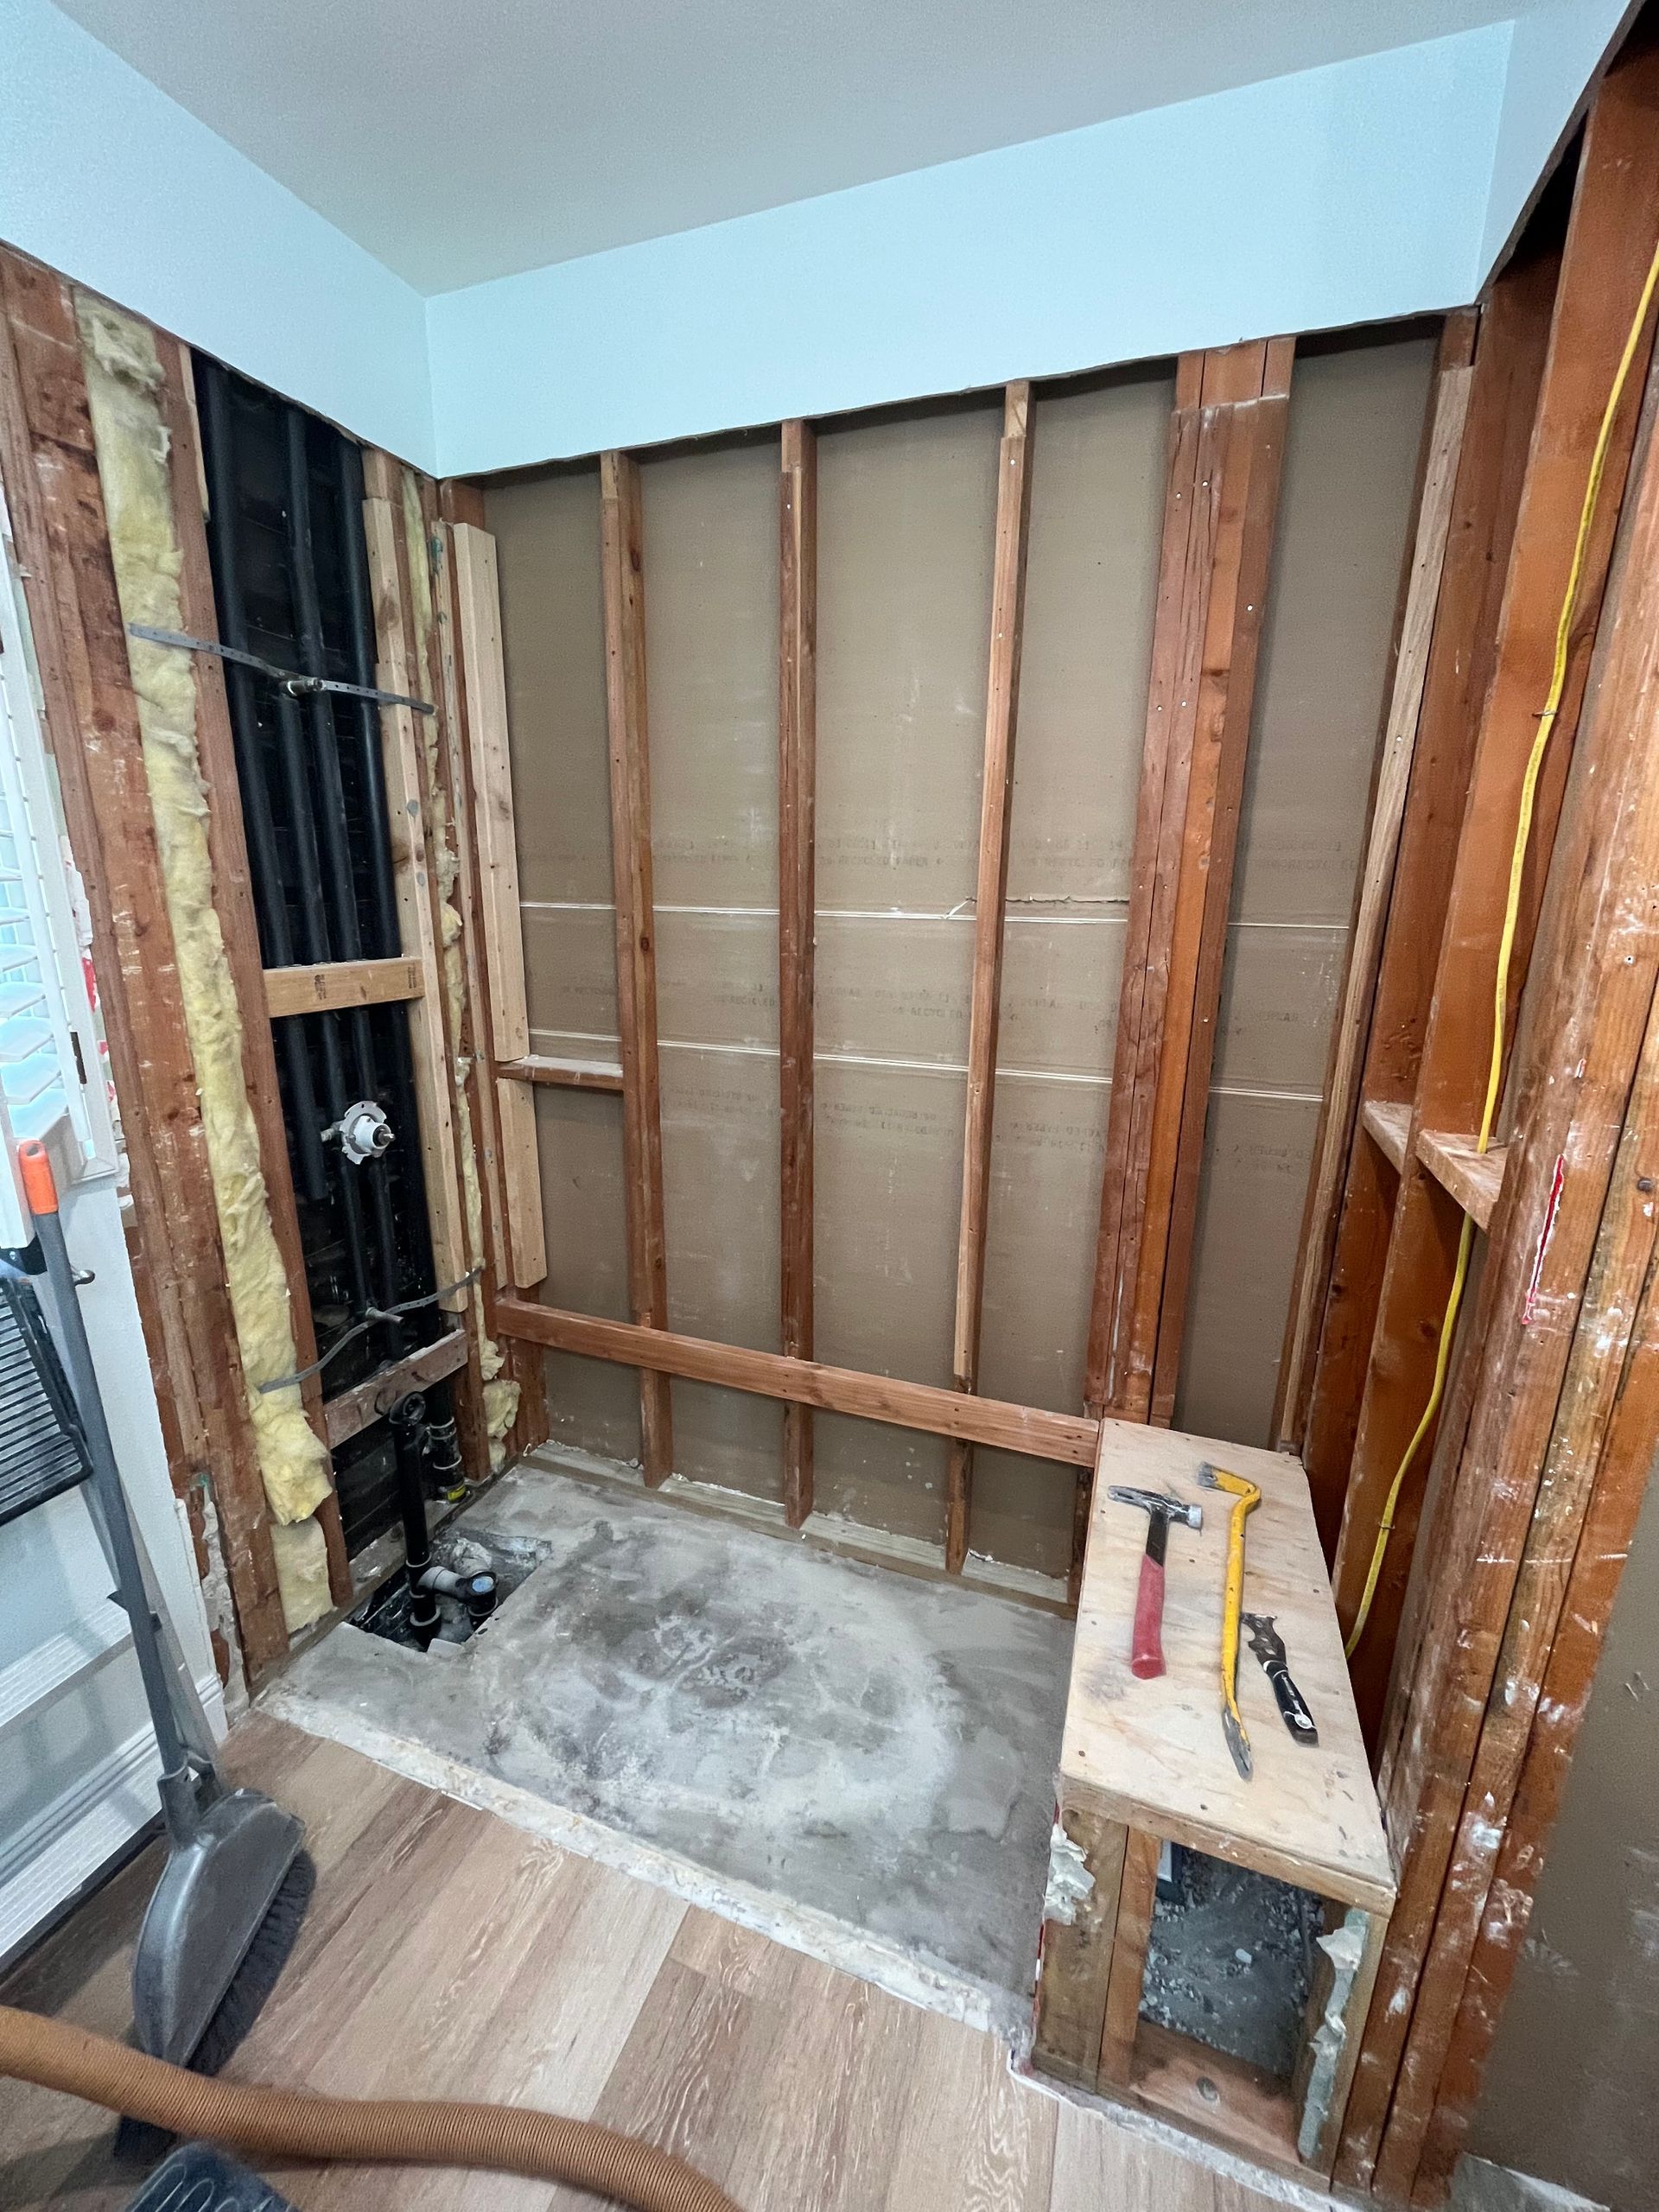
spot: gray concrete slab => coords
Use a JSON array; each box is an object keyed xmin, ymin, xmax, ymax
[{"xmin": 269, "ymin": 1463, "xmax": 1071, "ymax": 2032}]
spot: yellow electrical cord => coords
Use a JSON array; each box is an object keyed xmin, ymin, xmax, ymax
[{"xmin": 1344, "ymin": 238, "xmax": 1659, "ymax": 1661}]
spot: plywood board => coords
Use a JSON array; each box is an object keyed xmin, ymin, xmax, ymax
[{"xmin": 1064, "ymin": 1423, "xmax": 1395, "ymax": 1910}]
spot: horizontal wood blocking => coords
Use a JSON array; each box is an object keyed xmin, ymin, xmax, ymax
[
  {"xmin": 1361, "ymin": 1097, "xmax": 1410, "ymax": 1173},
  {"xmin": 499, "ymin": 1053, "xmax": 626, "ymax": 1092},
  {"xmin": 323, "ymin": 1328, "xmax": 470, "ymax": 1449},
  {"xmin": 495, "ymin": 1299, "xmax": 1099, "ymax": 1468},
  {"xmin": 264, "ymin": 957, "xmax": 424, "ymax": 1020},
  {"xmin": 1361, "ymin": 1102, "xmax": 1505, "ymax": 1225},
  {"xmin": 1415, "ymin": 1127, "xmax": 1507, "ymax": 1230}
]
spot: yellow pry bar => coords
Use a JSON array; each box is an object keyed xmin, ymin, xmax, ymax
[{"xmin": 1197, "ymin": 1462, "xmax": 1261, "ymax": 1780}]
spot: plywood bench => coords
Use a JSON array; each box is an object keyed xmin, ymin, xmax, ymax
[{"xmin": 1030, "ymin": 1423, "xmax": 1395, "ymax": 2177}]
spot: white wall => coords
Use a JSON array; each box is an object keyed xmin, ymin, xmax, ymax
[
  {"xmin": 1478, "ymin": 0, "xmax": 1635, "ymax": 270},
  {"xmin": 0, "ymin": 3, "xmax": 1636, "ymax": 476},
  {"xmin": 426, "ymin": 29, "xmax": 1509, "ymax": 474},
  {"xmin": 0, "ymin": 0, "xmax": 434, "ymax": 469}
]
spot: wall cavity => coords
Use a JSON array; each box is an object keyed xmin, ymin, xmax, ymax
[{"xmin": 76, "ymin": 296, "xmax": 333, "ymax": 1630}]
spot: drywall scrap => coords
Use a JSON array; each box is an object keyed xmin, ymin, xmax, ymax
[
  {"xmin": 76, "ymin": 298, "xmax": 333, "ymax": 1629},
  {"xmin": 398, "ymin": 472, "xmax": 518, "ymax": 1464}
]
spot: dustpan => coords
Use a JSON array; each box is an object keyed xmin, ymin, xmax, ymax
[{"xmin": 10, "ymin": 1141, "xmax": 308, "ymax": 2069}]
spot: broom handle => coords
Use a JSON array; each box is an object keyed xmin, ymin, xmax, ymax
[{"xmin": 20, "ymin": 1142, "xmax": 201, "ymax": 1808}]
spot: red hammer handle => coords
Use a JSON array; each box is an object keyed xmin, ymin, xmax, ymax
[{"xmin": 1130, "ymin": 1551, "xmax": 1166, "ymax": 1679}]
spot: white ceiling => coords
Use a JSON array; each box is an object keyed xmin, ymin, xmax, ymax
[{"xmin": 55, "ymin": 0, "xmax": 1533, "ymax": 294}]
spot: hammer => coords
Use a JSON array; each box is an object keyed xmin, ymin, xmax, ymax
[{"xmin": 1108, "ymin": 1487, "xmax": 1203, "ymax": 1680}]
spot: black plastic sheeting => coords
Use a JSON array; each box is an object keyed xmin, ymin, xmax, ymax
[{"xmin": 194, "ymin": 358, "xmax": 448, "ymax": 1551}]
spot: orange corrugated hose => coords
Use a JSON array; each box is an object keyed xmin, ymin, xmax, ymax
[{"xmin": 0, "ymin": 2005, "xmax": 741, "ymax": 2212}]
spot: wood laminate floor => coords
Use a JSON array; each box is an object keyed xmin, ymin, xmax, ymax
[{"xmin": 0, "ymin": 1716, "xmax": 1291, "ymax": 2212}]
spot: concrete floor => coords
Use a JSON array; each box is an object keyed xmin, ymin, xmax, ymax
[{"xmin": 269, "ymin": 1463, "xmax": 1072, "ymax": 2035}]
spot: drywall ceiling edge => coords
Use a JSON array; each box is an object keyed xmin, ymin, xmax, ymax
[
  {"xmin": 423, "ymin": 27, "xmax": 1511, "ymax": 477},
  {"xmin": 0, "ymin": 1, "xmax": 1632, "ymax": 480}
]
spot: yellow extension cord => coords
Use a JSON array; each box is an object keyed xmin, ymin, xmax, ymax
[{"xmin": 1344, "ymin": 238, "xmax": 1659, "ymax": 1660}]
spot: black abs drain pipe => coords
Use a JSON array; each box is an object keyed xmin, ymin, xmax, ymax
[{"xmin": 389, "ymin": 1394, "xmax": 442, "ymax": 1650}]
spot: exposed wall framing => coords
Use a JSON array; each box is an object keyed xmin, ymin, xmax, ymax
[
  {"xmin": 1289, "ymin": 249, "xmax": 1558, "ymax": 1554},
  {"xmin": 1084, "ymin": 339, "xmax": 1293, "ymax": 1440},
  {"xmin": 0, "ymin": 239, "xmax": 534, "ymax": 1679},
  {"xmin": 1258, "ymin": 44, "xmax": 1659, "ymax": 2202},
  {"xmin": 946, "ymin": 381, "xmax": 1033, "ymax": 1573},
  {"xmin": 778, "ymin": 417, "xmax": 817, "ymax": 1528},
  {"xmin": 598, "ymin": 448, "xmax": 674, "ymax": 1484},
  {"xmin": 485, "ymin": 326, "xmax": 1434, "ymax": 1586},
  {"xmin": 0, "ymin": 245, "xmax": 290, "ymax": 1675},
  {"xmin": 1323, "ymin": 51, "xmax": 1659, "ymax": 1736}
]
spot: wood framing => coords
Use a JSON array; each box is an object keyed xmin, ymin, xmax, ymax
[
  {"xmin": 1328, "ymin": 57, "xmax": 1659, "ymax": 1731},
  {"xmin": 1031, "ymin": 1788, "xmax": 1128, "ymax": 2088},
  {"xmin": 360, "ymin": 457, "xmax": 472, "ymax": 1317},
  {"xmin": 945, "ymin": 381, "xmax": 1034, "ymax": 1573},
  {"xmin": 1385, "ymin": 959, "xmax": 1659, "ymax": 2202},
  {"xmin": 264, "ymin": 957, "xmax": 423, "ymax": 1019},
  {"xmin": 452, "ymin": 519, "xmax": 546, "ymax": 1290},
  {"xmin": 434, "ymin": 476, "xmax": 549, "ymax": 1460},
  {"xmin": 499, "ymin": 1054, "xmax": 626, "ymax": 1092},
  {"xmin": 496, "ymin": 1299, "xmax": 1099, "ymax": 1466},
  {"xmin": 1145, "ymin": 340, "xmax": 1293, "ymax": 1427},
  {"xmin": 1411, "ymin": 1027, "xmax": 1659, "ymax": 2197},
  {"xmin": 1274, "ymin": 312, "xmax": 1477, "ymax": 1448},
  {"xmin": 599, "ymin": 450, "xmax": 673, "ymax": 1485},
  {"xmin": 1074, "ymin": 339, "xmax": 1291, "ymax": 1586},
  {"xmin": 324, "ymin": 1327, "xmax": 470, "ymax": 1449},
  {"xmin": 778, "ymin": 418, "xmax": 817, "ymax": 1528},
  {"xmin": 1035, "ymin": 1421, "xmax": 1394, "ymax": 2178},
  {"xmin": 1099, "ymin": 1827, "xmax": 1160, "ymax": 2085},
  {"xmin": 1414, "ymin": 1128, "xmax": 1506, "ymax": 1230},
  {"xmin": 1295, "ymin": 245, "xmax": 1558, "ymax": 1549},
  {"xmin": 156, "ymin": 336, "xmax": 351, "ymax": 1609},
  {"xmin": 1338, "ymin": 329, "xmax": 1659, "ymax": 2194},
  {"xmin": 0, "ymin": 247, "xmax": 289, "ymax": 1673},
  {"xmin": 1085, "ymin": 340, "xmax": 1292, "ymax": 1423}
]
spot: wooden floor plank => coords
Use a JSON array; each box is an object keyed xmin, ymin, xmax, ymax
[
  {"xmin": 2, "ymin": 1715, "xmax": 1273, "ymax": 2212},
  {"xmin": 883, "ymin": 2007, "xmax": 1057, "ymax": 2212},
  {"xmin": 1049, "ymin": 2094, "xmax": 1216, "ymax": 2212}
]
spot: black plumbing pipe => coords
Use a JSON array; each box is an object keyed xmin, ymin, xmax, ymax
[
  {"xmin": 196, "ymin": 361, "xmax": 328, "ymax": 1204},
  {"xmin": 270, "ymin": 690, "xmax": 372, "ymax": 1325},
  {"xmin": 389, "ymin": 1392, "xmax": 439, "ymax": 1649},
  {"xmin": 282, "ymin": 417, "xmax": 403, "ymax": 1323}
]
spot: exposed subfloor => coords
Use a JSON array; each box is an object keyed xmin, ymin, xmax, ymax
[{"xmin": 266, "ymin": 1463, "xmax": 1073, "ymax": 2035}]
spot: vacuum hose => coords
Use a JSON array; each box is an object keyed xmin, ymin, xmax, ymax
[{"xmin": 0, "ymin": 2005, "xmax": 741, "ymax": 2212}]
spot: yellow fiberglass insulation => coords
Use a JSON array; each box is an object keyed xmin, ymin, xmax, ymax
[
  {"xmin": 399, "ymin": 480, "xmax": 518, "ymax": 1468},
  {"xmin": 77, "ymin": 299, "xmax": 333, "ymax": 1630}
]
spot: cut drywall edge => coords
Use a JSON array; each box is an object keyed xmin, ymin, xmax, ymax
[{"xmin": 75, "ymin": 296, "xmax": 333, "ymax": 1632}]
